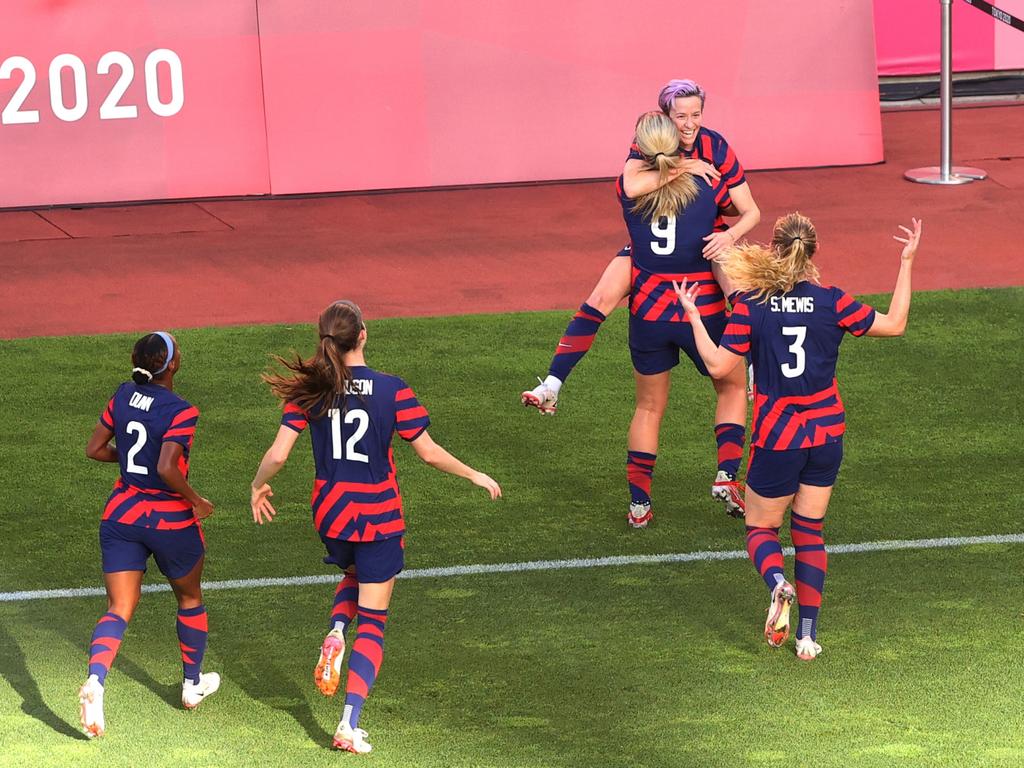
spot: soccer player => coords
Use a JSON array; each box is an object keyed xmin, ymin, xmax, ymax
[
  {"xmin": 522, "ymin": 78, "xmax": 759, "ymax": 516},
  {"xmin": 674, "ymin": 213, "xmax": 922, "ymax": 659},
  {"xmin": 249, "ymin": 300, "xmax": 501, "ymax": 754},
  {"xmin": 613, "ymin": 111, "xmax": 749, "ymax": 527},
  {"xmin": 79, "ymin": 332, "xmax": 219, "ymax": 738}
]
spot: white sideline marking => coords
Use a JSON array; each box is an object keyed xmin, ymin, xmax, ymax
[{"xmin": 1, "ymin": 532, "xmax": 1022, "ymax": 604}]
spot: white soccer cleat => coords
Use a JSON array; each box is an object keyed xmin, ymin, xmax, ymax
[
  {"xmin": 79, "ymin": 675, "xmax": 105, "ymax": 738},
  {"xmin": 627, "ymin": 501, "xmax": 653, "ymax": 529},
  {"xmin": 314, "ymin": 628, "xmax": 346, "ymax": 696},
  {"xmin": 333, "ymin": 722, "xmax": 373, "ymax": 753},
  {"xmin": 182, "ymin": 671, "xmax": 221, "ymax": 710},
  {"xmin": 521, "ymin": 378, "xmax": 558, "ymax": 415},
  {"xmin": 711, "ymin": 470, "xmax": 745, "ymax": 519},
  {"xmin": 764, "ymin": 581, "xmax": 796, "ymax": 648},
  {"xmin": 795, "ymin": 636, "xmax": 823, "ymax": 661}
]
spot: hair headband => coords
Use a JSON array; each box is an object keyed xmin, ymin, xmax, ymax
[{"xmin": 152, "ymin": 331, "xmax": 175, "ymax": 375}]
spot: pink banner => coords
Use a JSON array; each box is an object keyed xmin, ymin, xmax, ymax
[
  {"xmin": 1, "ymin": 0, "xmax": 883, "ymax": 208},
  {"xmin": 0, "ymin": 0, "xmax": 269, "ymax": 208},
  {"xmin": 874, "ymin": 0, "xmax": 1024, "ymax": 75}
]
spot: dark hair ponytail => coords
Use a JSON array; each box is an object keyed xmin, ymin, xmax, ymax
[
  {"xmin": 263, "ymin": 300, "xmax": 365, "ymax": 417},
  {"xmin": 131, "ymin": 332, "xmax": 175, "ymax": 385}
]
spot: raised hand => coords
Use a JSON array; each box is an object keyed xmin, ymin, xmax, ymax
[
  {"xmin": 672, "ymin": 278, "xmax": 702, "ymax": 317},
  {"xmin": 893, "ymin": 218, "xmax": 922, "ymax": 262}
]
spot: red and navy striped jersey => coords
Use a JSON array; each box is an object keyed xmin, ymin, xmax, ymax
[
  {"xmin": 281, "ymin": 365, "xmax": 430, "ymax": 542},
  {"xmin": 98, "ymin": 383, "xmax": 200, "ymax": 529},
  {"xmin": 627, "ymin": 126, "xmax": 747, "ymax": 230},
  {"xmin": 617, "ymin": 174, "xmax": 726, "ymax": 323},
  {"xmin": 720, "ymin": 283, "xmax": 876, "ymax": 449}
]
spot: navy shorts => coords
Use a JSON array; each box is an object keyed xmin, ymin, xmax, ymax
[
  {"xmin": 321, "ymin": 535, "xmax": 405, "ymax": 583},
  {"xmin": 99, "ymin": 520, "xmax": 205, "ymax": 580},
  {"xmin": 746, "ymin": 441, "xmax": 844, "ymax": 498},
  {"xmin": 629, "ymin": 312, "xmax": 728, "ymax": 376}
]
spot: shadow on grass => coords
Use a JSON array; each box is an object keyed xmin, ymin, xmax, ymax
[
  {"xmin": 0, "ymin": 619, "xmax": 88, "ymax": 740},
  {"xmin": 216, "ymin": 624, "xmax": 334, "ymax": 749}
]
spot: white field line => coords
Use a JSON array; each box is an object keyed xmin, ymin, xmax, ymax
[{"xmin": 2, "ymin": 532, "xmax": 1022, "ymax": 604}]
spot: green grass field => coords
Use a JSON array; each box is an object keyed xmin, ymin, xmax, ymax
[{"xmin": 1, "ymin": 287, "xmax": 1023, "ymax": 767}]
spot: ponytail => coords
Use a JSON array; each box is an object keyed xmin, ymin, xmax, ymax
[
  {"xmin": 263, "ymin": 301, "xmax": 364, "ymax": 417},
  {"xmin": 722, "ymin": 213, "xmax": 820, "ymax": 300}
]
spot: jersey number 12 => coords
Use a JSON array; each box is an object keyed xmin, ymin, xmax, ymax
[{"xmin": 329, "ymin": 408, "xmax": 369, "ymax": 463}]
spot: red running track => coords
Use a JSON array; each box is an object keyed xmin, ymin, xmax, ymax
[{"xmin": 1, "ymin": 105, "xmax": 1022, "ymax": 339}]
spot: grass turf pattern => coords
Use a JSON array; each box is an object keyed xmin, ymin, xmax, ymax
[{"xmin": 0, "ymin": 287, "xmax": 1022, "ymax": 766}]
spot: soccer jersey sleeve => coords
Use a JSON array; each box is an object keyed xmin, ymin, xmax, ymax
[
  {"xmin": 99, "ymin": 396, "xmax": 115, "ymax": 431},
  {"xmin": 281, "ymin": 402, "xmax": 309, "ymax": 433},
  {"xmin": 720, "ymin": 298, "xmax": 752, "ymax": 354},
  {"xmin": 714, "ymin": 135, "xmax": 747, "ymax": 190},
  {"xmin": 394, "ymin": 384, "xmax": 430, "ymax": 441},
  {"xmin": 835, "ymin": 289, "xmax": 876, "ymax": 336},
  {"xmin": 164, "ymin": 405, "xmax": 200, "ymax": 447}
]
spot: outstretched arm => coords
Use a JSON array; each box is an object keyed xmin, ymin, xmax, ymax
[
  {"xmin": 673, "ymin": 279, "xmax": 745, "ymax": 378},
  {"xmin": 867, "ymin": 219, "xmax": 922, "ymax": 337},
  {"xmin": 409, "ymin": 430, "xmax": 501, "ymax": 500},
  {"xmin": 622, "ymin": 157, "xmax": 720, "ymax": 198},
  {"xmin": 250, "ymin": 425, "xmax": 301, "ymax": 524}
]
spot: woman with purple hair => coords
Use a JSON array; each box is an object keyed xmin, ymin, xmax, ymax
[{"xmin": 521, "ymin": 78, "xmax": 760, "ymax": 519}]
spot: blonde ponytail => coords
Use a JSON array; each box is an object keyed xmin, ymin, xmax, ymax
[
  {"xmin": 630, "ymin": 111, "xmax": 699, "ymax": 221},
  {"xmin": 722, "ymin": 213, "xmax": 820, "ymax": 300}
]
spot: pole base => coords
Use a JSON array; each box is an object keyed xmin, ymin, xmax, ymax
[{"xmin": 904, "ymin": 166, "xmax": 988, "ymax": 185}]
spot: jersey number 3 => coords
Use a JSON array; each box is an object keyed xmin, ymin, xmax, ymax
[
  {"xmin": 781, "ymin": 326, "xmax": 807, "ymax": 378},
  {"xmin": 329, "ymin": 408, "xmax": 370, "ymax": 463}
]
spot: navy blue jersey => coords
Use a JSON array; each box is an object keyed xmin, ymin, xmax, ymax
[
  {"xmin": 616, "ymin": 174, "xmax": 725, "ymax": 322},
  {"xmin": 721, "ymin": 283, "xmax": 876, "ymax": 449},
  {"xmin": 98, "ymin": 382, "xmax": 199, "ymax": 528},
  {"xmin": 281, "ymin": 365, "xmax": 430, "ymax": 542}
]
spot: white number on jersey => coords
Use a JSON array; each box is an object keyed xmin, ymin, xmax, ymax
[
  {"xmin": 650, "ymin": 215, "xmax": 676, "ymax": 255},
  {"xmin": 125, "ymin": 421, "xmax": 149, "ymax": 475},
  {"xmin": 780, "ymin": 326, "xmax": 807, "ymax": 378},
  {"xmin": 329, "ymin": 408, "xmax": 370, "ymax": 463}
]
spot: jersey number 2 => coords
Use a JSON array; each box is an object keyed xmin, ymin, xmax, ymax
[
  {"xmin": 329, "ymin": 408, "xmax": 369, "ymax": 463},
  {"xmin": 781, "ymin": 326, "xmax": 807, "ymax": 378},
  {"xmin": 125, "ymin": 421, "xmax": 149, "ymax": 475}
]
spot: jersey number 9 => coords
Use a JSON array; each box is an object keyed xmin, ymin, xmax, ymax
[
  {"xmin": 329, "ymin": 408, "xmax": 370, "ymax": 463},
  {"xmin": 650, "ymin": 215, "xmax": 676, "ymax": 255}
]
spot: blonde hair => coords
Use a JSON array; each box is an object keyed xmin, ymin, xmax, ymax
[
  {"xmin": 630, "ymin": 111, "xmax": 699, "ymax": 221},
  {"xmin": 722, "ymin": 213, "xmax": 821, "ymax": 300}
]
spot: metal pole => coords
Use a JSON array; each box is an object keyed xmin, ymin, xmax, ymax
[{"xmin": 905, "ymin": 0, "xmax": 987, "ymax": 184}]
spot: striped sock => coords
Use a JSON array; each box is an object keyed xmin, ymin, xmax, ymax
[
  {"xmin": 714, "ymin": 423, "xmax": 745, "ymax": 477},
  {"xmin": 88, "ymin": 612, "xmax": 128, "ymax": 685},
  {"xmin": 176, "ymin": 605, "xmax": 209, "ymax": 684},
  {"xmin": 626, "ymin": 451, "xmax": 656, "ymax": 505},
  {"xmin": 547, "ymin": 303, "xmax": 606, "ymax": 383},
  {"xmin": 343, "ymin": 606, "xmax": 389, "ymax": 729},
  {"xmin": 791, "ymin": 512, "xmax": 828, "ymax": 640},
  {"xmin": 745, "ymin": 526, "xmax": 786, "ymax": 592},
  {"xmin": 330, "ymin": 572, "xmax": 359, "ymax": 634}
]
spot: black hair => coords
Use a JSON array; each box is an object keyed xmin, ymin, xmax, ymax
[{"xmin": 131, "ymin": 333, "xmax": 171, "ymax": 385}]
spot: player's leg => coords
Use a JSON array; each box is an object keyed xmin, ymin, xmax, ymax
[
  {"xmin": 710, "ymin": 361, "xmax": 748, "ymax": 518},
  {"xmin": 333, "ymin": 538, "xmax": 403, "ymax": 754},
  {"xmin": 790, "ymin": 441, "xmax": 842, "ymax": 660},
  {"xmin": 163, "ymin": 526, "xmax": 219, "ymax": 709},
  {"xmin": 745, "ymin": 448, "xmax": 802, "ymax": 648},
  {"xmin": 80, "ymin": 522, "xmax": 146, "ymax": 738},
  {"xmin": 627, "ymin": 369, "xmax": 671, "ymax": 528},
  {"xmin": 522, "ymin": 251, "xmax": 631, "ymax": 413},
  {"xmin": 317, "ymin": 541, "xmax": 358, "ymax": 696}
]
